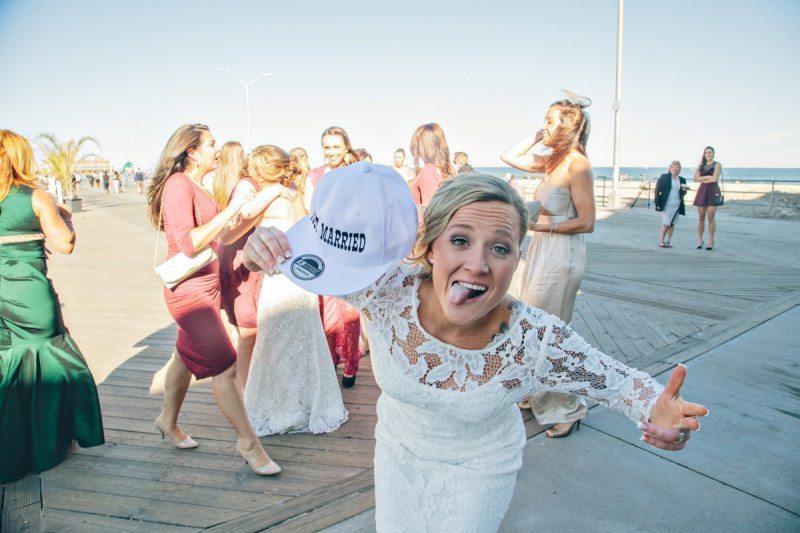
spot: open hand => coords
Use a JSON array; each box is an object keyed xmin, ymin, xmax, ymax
[
  {"xmin": 640, "ymin": 364, "xmax": 708, "ymax": 451},
  {"xmin": 242, "ymin": 226, "xmax": 292, "ymax": 273}
]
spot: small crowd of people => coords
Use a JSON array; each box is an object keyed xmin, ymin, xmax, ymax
[
  {"xmin": 1, "ymin": 92, "xmax": 709, "ymax": 530},
  {"xmin": 653, "ymin": 147, "xmax": 723, "ymax": 249}
]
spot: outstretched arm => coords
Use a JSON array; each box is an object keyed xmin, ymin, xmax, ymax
[
  {"xmin": 530, "ymin": 319, "xmax": 708, "ymax": 451},
  {"xmin": 220, "ymin": 183, "xmax": 295, "ymax": 244}
]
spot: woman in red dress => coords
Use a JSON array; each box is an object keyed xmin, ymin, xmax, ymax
[
  {"xmin": 215, "ymin": 141, "xmax": 294, "ymax": 389},
  {"xmin": 146, "ymin": 124, "xmax": 279, "ymax": 475},
  {"xmin": 308, "ymin": 126, "xmax": 363, "ymax": 387}
]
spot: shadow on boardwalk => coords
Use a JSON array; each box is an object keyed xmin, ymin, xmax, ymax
[{"xmin": 2, "ymin": 188, "xmax": 800, "ymax": 531}]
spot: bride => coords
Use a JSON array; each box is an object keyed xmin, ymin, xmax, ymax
[{"xmin": 243, "ymin": 145, "xmax": 348, "ymax": 435}]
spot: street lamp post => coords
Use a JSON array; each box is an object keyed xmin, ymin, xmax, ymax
[
  {"xmin": 217, "ymin": 68, "xmax": 272, "ymax": 148},
  {"xmin": 610, "ymin": 0, "xmax": 624, "ymax": 209},
  {"xmin": 155, "ymin": 103, "xmax": 178, "ymax": 128}
]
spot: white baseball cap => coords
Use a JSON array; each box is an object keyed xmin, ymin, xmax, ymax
[{"xmin": 277, "ymin": 161, "xmax": 418, "ymax": 296}]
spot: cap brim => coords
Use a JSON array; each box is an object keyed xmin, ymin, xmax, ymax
[{"xmin": 276, "ymin": 215, "xmax": 396, "ymax": 296}]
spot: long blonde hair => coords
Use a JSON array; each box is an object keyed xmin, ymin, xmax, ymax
[
  {"xmin": 0, "ymin": 130, "xmax": 38, "ymax": 202},
  {"xmin": 410, "ymin": 123, "xmax": 454, "ymax": 179},
  {"xmin": 146, "ymin": 124, "xmax": 209, "ymax": 229},
  {"xmin": 213, "ymin": 141, "xmax": 246, "ymax": 208}
]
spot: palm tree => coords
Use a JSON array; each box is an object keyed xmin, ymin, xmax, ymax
[{"xmin": 36, "ymin": 133, "xmax": 101, "ymax": 199}]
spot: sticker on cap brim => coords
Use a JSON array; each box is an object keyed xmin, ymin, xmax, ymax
[{"xmin": 290, "ymin": 254, "xmax": 325, "ymax": 280}]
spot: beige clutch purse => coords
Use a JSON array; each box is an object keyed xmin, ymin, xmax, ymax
[{"xmin": 154, "ymin": 183, "xmax": 216, "ymax": 290}]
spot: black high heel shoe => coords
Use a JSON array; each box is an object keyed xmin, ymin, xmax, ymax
[
  {"xmin": 696, "ymin": 241, "xmax": 704, "ymax": 249},
  {"xmin": 342, "ymin": 374, "xmax": 356, "ymax": 388},
  {"xmin": 545, "ymin": 420, "xmax": 581, "ymax": 439}
]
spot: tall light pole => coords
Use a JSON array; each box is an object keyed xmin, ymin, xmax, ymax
[
  {"xmin": 610, "ymin": 0, "xmax": 624, "ymax": 208},
  {"xmin": 155, "ymin": 103, "xmax": 178, "ymax": 128},
  {"xmin": 217, "ymin": 68, "xmax": 272, "ymax": 148},
  {"xmin": 132, "ymin": 123, "xmax": 147, "ymax": 165}
]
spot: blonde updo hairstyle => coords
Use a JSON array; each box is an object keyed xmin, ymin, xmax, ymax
[
  {"xmin": 246, "ymin": 145, "xmax": 305, "ymax": 188},
  {"xmin": 410, "ymin": 173, "xmax": 529, "ymax": 275}
]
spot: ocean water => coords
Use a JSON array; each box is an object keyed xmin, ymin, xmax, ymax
[{"xmin": 475, "ymin": 166, "xmax": 800, "ymax": 183}]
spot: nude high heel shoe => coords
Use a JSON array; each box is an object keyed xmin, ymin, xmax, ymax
[
  {"xmin": 236, "ymin": 442, "xmax": 282, "ymax": 476},
  {"xmin": 545, "ymin": 420, "xmax": 581, "ymax": 439},
  {"xmin": 155, "ymin": 417, "xmax": 199, "ymax": 449}
]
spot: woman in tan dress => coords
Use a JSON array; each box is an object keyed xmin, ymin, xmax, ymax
[{"xmin": 501, "ymin": 93, "xmax": 596, "ymax": 438}]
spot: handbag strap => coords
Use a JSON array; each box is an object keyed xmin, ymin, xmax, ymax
[
  {"xmin": 153, "ymin": 175, "xmax": 205, "ymax": 268},
  {"xmin": 717, "ymin": 165, "xmax": 724, "ymax": 194}
]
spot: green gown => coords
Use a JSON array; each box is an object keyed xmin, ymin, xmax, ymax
[{"xmin": 0, "ymin": 185, "xmax": 104, "ymax": 483}]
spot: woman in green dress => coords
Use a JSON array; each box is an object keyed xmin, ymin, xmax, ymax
[{"xmin": 0, "ymin": 130, "xmax": 104, "ymax": 483}]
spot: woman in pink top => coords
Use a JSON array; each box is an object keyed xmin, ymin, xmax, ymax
[
  {"xmin": 309, "ymin": 126, "xmax": 363, "ymax": 387},
  {"xmin": 409, "ymin": 123, "xmax": 455, "ymax": 208},
  {"xmin": 146, "ymin": 124, "xmax": 280, "ymax": 476}
]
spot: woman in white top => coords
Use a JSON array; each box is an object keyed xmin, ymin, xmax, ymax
[{"xmin": 242, "ymin": 169, "xmax": 708, "ymax": 532}]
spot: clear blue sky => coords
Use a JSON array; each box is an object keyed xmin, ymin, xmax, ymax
[{"xmin": 1, "ymin": 0, "xmax": 798, "ymax": 169}]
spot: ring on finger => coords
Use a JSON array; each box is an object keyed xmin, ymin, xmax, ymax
[{"xmin": 673, "ymin": 431, "xmax": 687, "ymax": 444}]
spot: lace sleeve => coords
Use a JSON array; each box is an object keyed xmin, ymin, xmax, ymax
[
  {"xmin": 530, "ymin": 316, "xmax": 664, "ymax": 423},
  {"xmin": 340, "ymin": 260, "xmax": 410, "ymax": 313}
]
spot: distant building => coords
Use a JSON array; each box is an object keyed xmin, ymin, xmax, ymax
[{"xmin": 74, "ymin": 156, "xmax": 112, "ymax": 174}]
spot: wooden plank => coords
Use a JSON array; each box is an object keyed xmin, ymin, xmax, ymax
[
  {"xmin": 206, "ymin": 469, "xmax": 375, "ymax": 532},
  {"xmin": 99, "ymin": 415, "xmax": 377, "ymax": 452},
  {"xmin": 43, "ymin": 464, "xmax": 283, "ymax": 511},
  {"xmin": 1, "ymin": 503, "xmax": 40, "ymax": 533},
  {"xmin": 633, "ymin": 292, "xmax": 800, "ymax": 374},
  {"xmin": 268, "ymin": 487, "xmax": 375, "ymax": 532},
  {"xmin": 575, "ymin": 298, "xmax": 623, "ymax": 359},
  {"xmin": 1, "ymin": 473, "xmax": 40, "ymax": 512},
  {"xmin": 43, "ymin": 487, "xmax": 243, "ymax": 528},
  {"xmin": 45, "ymin": 453, "xmax": 310, "ymax": 498},
  {"xmin": 100, "ymin": 429, "xmax": 374, "ymax": 469},
  {"xmin": 42, "ymin": 508, "xmax": 196, "ymax": 533},
  {"xmin": 67, "ymin": 443, "xmax": 362, "ymax": 487}
]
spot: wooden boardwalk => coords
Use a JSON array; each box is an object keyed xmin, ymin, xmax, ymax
[{"xmin": 3, "ymin": 187, "xmax": 800, "ymax": 532}]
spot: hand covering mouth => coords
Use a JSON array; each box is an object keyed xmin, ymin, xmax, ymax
[{"xmin": 449, "ymin": 280, "xmax": 487, "ymax": 305}]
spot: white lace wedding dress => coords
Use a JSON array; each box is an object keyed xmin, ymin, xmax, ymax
[
  {"xmin": 343, "ymin": 262, "xmax": 663, "ymax": 532},
  {"xmin": 244, "ymin": 216, "xmax": 348, "ymax": 435}
]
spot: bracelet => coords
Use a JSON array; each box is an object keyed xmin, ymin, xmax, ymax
[{"xmin": 550, "ymin": 223, "xmax": 558, "ymax": 235}]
